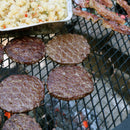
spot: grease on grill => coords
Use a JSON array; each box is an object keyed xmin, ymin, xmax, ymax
[
  {"xmin": 46, "ymin": 34, "xmax": 90, "ymax": 64},
  {"xmin": 47, "ymin": 66, "xmax": 94, "ymax": 101},
  {"xmin": 0, "ymin": 75, "xmax": 44, "ymax": 113},
  {"xmin": 2, "ymin": 114, "xmax": 42, "ymax": 130},
  {"xmin": 5, "ymin": 36, "xmax": 45, "ymax": 65}
]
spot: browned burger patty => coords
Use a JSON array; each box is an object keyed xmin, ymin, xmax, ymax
[
  {"xmin": 2, "ymin": 114, "xmax": 42, "ymax": 130},
  {"xmin": 46, "ymin": 34, "xmax": 90, "ymax": 64},
  {"xmin": 5, "ymin": 36, "xmax": 45, "ymax": 65},
  {"xmin": 47, "ymin": 66, "xmax": 94, "ymax": 101},
  {"xmin": 0, "ymin": 44, "xmax": 4, "ymax": 63},
  {"xmin": 0, "ymin": 75, "xmax": 44, "ymax": 113}
]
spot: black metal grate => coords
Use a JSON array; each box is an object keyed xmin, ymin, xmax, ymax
[{"xmin": 0, "ymin": 1, "xmax": 130, "ymax": 130}]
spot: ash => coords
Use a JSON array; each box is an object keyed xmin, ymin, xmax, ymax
[{"xmin": 45, "ymin": 95, "xmax": 104, "ymax": 130}]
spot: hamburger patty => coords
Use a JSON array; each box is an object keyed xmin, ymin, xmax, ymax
[
  {"xmin": 2, "ymin": 114, "xmax": 42, "ymax": 130},
  {"xmin": 0, "ymin": 75, "xmax": 44, "ymax": 113},
  {"xmin": 46, "ymin": 34, "xmax": 90, "ymax": 64},
  {"xmin": 47, "ymin": 66, "xmax": 94, "ymax": 101},
  {"xmin": 5, "ymin": 36, "xmax": 45, "ymax": 64}
]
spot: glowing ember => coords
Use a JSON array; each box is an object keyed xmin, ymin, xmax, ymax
[
  {"xmin": 83, "ymin": 120, "xmax": 89, "ymax": 128},
  {"xmin": 45, "ymin": 96, "xmax": 102, "ymax": 130},
  {"xmin": 4, "ymin": 111, "xmax": 12, "ymax": 119}
]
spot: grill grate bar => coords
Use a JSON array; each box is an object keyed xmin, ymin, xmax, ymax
[
  {"xmin": 82, "ymin": 98, "xmax": 93, "ymax": 129},
  {"xmin": 67, "ymin": 101, "xmax": 74, "ymax": 130}
]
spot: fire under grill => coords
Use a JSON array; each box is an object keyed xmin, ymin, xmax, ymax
[{"xmin": 0, "ymin": 1, "xmax": 130, "ymax": 130}]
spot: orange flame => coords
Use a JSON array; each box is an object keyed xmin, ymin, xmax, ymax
[
  {"xmin": 83, "ymin": 120, "xmax": 89, "ymax": 128},
  {"xmin": 4, "ymin": 111, "xmax": 12, "ymax": 119}
]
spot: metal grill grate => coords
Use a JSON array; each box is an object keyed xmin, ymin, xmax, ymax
[{"xmin": 0, "ymin": 1, "xmax": 130, "ymax": 130}]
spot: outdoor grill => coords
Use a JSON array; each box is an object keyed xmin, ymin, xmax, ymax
[{"xmin": 0, "ymin": 0, "xmax": 130, "ymax": 130}]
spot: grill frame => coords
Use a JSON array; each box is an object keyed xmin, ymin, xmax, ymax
[{"xmin": 0, "ymin": 1, "xmax": 130, "ymax": 130}]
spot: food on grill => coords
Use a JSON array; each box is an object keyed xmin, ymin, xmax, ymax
[
  {"xmin": 73, "ymin": 0, "xmax": 130, "ymax": 35},
  {"xmin": 2, "ymin": 114, "xmax": 42, "ymax": 130},
  {"xmin": 74, "ymin": 8, "xmax": 130, "ymax": 35},
  {"xmin": 47, "ymin": 66, "xmax": 94, "ymax": 101},
  {"xmin": 74, "ymin": 7, "xmax": 130, "ymax": 35},
  {"xmin": 0, "ymin": 0, "xmax": 67, "ymax": 29},
  {"xmin": 46, "ymin": 34, "xmax": 90, "ymax": 64},
  {"xmin": 5, "ymin": 36, "xmax": 45, "ymax": 65},
  {"xmin": 102, "ymin": 19, "xmax": 130, "ymax": 35},
  {"xmin": 89, "ymin": 0, "xmax": 125, "ymax": 25},
  {"xmin": 0, "ymin": 75, "xmax": 44, "ymax": 113},
  {"xmin": 117, "ymin": 0, "xmax": 130, "ymax": 18},
  {"xmin": 73, "ymin": 0, "xmax": 113, "ymax": 8},
  {"xmin": 96, "ymin": 0, "xmax": 113, "ymax": 8},
  {"xmin": 73, "ymin": 0, "xmax": 89, "ymax": 8},
  {"xmin": 73, "ymin": 7, "xmax": 100, "ymax": 23},
  {"xmin": 0, "ymin": 44, "xmax": 4, "ymax": 63}
]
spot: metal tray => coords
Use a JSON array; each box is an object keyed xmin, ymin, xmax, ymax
[{"xmin": 0, "ymin": 0, "xmax": 72, "ymax": 37}]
